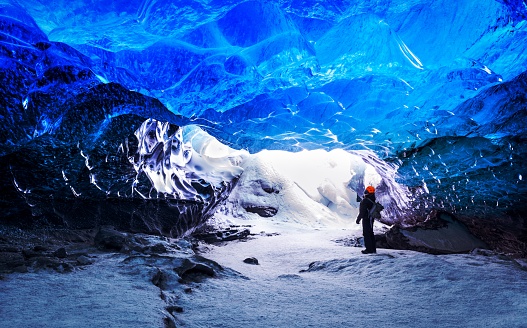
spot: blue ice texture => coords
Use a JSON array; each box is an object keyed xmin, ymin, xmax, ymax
[{"xmin": 1, "ymin": 0, "xmax": 527, "ymax": 228}]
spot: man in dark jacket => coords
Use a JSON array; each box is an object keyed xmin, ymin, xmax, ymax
[{"xmin": 356, "ymin": 186, "xmax": 377, "ymax": 254}]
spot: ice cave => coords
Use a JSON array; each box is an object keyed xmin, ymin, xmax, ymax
[
  {"xmin": 1, "ymin": 0, "xmax": 527, "ymax": 326},
  {"xmin": 0, "ymin": 0, "xmax": 527, "ymax": 327},
  {"xmin": 1, "ymin": 0, "xmax": 525, "ymax": 254}
]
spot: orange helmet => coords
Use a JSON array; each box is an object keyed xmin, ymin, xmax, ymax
[{"xmin": 365, "ymin": 186, "xmax": 375, "ymax": 194}]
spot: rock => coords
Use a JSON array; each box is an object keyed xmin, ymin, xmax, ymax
[
  {"xmin": 33, "ymin": 245, "xmax": 48, "ymax": 252},
  {"xmin": 29, "ymin": 256, "xmax": 57, "ymax": 269},
  {"xmin": 336, "ymin": 235, "xmax": 391, "ymax": 250},
  {"xmin": 374, "ymin": 234, "xmax": 392, "ymax": 249},
  {"xmin": 22, "ymin": 248, "xmax": 43, "ymax": 259},
  {"xmin": 149, "ymin": 243, "xmax": 167, "ymax": 254},
  {"xmin": 152, "ymin": 268, "xmax": 170, "ymax": 290},
  {"xmin": 54, "ymin": 247, "xmax": 68, "ymax": 258},
  {"xmin": 277, "ymin": 274, "xmax": 301, "ymax": 280},
  {"xmin": 163, "ymin": 316, "xmax": 177, "ymax": 328},
  {"xmin": 0, "ymin": 252, "xmax": 26, "ymax": 273},
  {"xmin": 175, "ymin": 257, "xmax": 218, "ymax": 283},
  {"xmin": 259, "ymin": 231, "xmax": 280, "ymax": 237},
  {"xmin": 55, "ymin": 263, "xmax": 74, "ymax": 273},
  {"xmin": 27, "ymin": 256, "xmax": 74, "ymax": 273},
  {"xmin": 243, "ymin": 257, "xmax": 259, "ymax": 265},
  {"xmin": 334, "ymin": 236, "xmax": 363, "ymax": 248},
  {"xmin": 514, "ymin": 259, "xmax": 527, "ymax": 271},
  {"xmin": 243, "ymin": 205, "xmax": 278, "ymax": 217},
  {"xmin": 166, "ymin": 305, "xmax": 184, "ymax": 314},
  {"xmin": 76, "ymin": 255, "xmax": 94, "ymax": 265},
  {"xmin": 193, "ymin": 228, "xmax": 250, "ymax": 243},
  {"xmin": 94, "ymin": 227, "xmax": 128, "ymax": 251},
  {"xmin": 386, "ymin": 211, "xmax": 488, "ymax": 254}
]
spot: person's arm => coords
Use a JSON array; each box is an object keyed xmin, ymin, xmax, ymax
[{"xmin": 356, "ymin": 201, "xmax": 365, "ymax": 224}]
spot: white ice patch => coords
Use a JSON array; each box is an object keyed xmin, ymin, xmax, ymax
[{"xmin": 215, "ymin": 148, "xmax": 405, "ymax": 228}]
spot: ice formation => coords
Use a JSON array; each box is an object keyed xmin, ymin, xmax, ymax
[
  {"xmin": 0, "ymin": 0, "xmax": 526, "ymax": 251},
  {"xmin": 131, "ymin": 119, "xmax": 243, "ymax": 201}
]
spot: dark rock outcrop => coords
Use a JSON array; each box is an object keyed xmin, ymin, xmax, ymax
[
  {"xmin": 192, "ymin": 226, "xmax": 251, "ymax": 243},
  {"xmin": 1, "ymin": 227, "xmax": 109, "ymax": 273},
  {"xmin": 175, "ymin": 257, "xmax": 220, "ymax": 283},
  {"xmin": 385, "ymin": 211, "xmax": 488, "ymax": 255},
  {"xmin": 244, "ymin": 205, "xmax": 278, "ymax": 217},
  {"xmin": 0, "ymin": 251, "xmax": 27, "ymax": 273},
  {"xmin": 94, "ymin": 227, "xmax": 130, "ymax": 251},
  {"xmin": 243, "ymin": 257, "xmax": 259, "ymax": 265}
]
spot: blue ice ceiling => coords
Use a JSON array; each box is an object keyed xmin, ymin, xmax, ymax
[
  {"xmin": 1, "ymin": 0, "xmax": 527, "ymax": 251},
  {"xmin": 14, "ymin": 0, "xmax": 526, "ymax": 153}
]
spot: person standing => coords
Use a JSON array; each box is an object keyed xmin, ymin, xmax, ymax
[{"xmin": 356, "ymin": 186, "xmax": 377, "ymax": 254}]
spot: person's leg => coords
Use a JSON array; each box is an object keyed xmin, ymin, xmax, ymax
[
  {"xmin": 362, "ymin": 220, "xmax": 375, "ymax": 253},
  {"xmin": 369, "ymin": 230, "xmax": 376, "ymax": 253}
]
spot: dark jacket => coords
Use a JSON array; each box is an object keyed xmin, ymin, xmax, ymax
[{"xmin": 357, "ymin": 193, "xmax": 376, "ymax": 223}]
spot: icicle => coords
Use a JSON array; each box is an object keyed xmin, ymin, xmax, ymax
[
  {"xmin": 70, "ymin": 186, "xmax": 81, "ymax": 197},
  {"xmin": 80, "ymin": 150, "xmax": 93, "ymax": 170},
  {"xmin": 90, "ymin": 174, "xmax": 104, "ymax": 191},
  {"xmin": 13, "ymin": 177, "xmax": 29, "ymax": 194}
]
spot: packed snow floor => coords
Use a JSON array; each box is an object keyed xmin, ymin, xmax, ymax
[
  {"xmin": 1, "ymin": 221, "xmax": 527, "ymax": 328},
  {"xmin": 0, "ymin": 252, "xmax": 166, "ymax": 328},
  {"xmin": 177, "ymin": 222, "xmax": 527, "ymax": 328}
]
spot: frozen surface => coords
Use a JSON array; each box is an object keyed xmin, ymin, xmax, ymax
[
  {"xmin": 0, "ymin": 253, "xmax": 165, "ymax": 328},
  {"xmin": 178, "ymin": 222, "xmax": 527, "ymax": 327},
  {"xmin": 2, "ymin": 222, "xmax": 526, "ymax": 328}
]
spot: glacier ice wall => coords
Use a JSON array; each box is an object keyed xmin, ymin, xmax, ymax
[
  {"xmin": 1, "ymin": 0, "xmax": 527, "ymax": 252},
  {"xmin": 0, "ymin": 0, "xmax": 243, "ymax": 236}
]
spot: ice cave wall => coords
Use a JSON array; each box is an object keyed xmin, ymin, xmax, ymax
[{"xmin": 1, "ymin": 0, "xmax": 526, "ymax": 253}]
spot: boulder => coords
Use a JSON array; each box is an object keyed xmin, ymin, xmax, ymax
[
  {"xmin": 94, "ymin": 227, "xmax": 129, "ymax": 251},
  {"xmin": 243, "ymin": 205, "xmax": 278, "ymax": 217},
  {"xmin": 175, "ymin": 257, "xmax": 222, "ymax": 283},
  {"xmin": 0, "ymin": 252, "xmax": 27, "ymax": 273},
  {"xmin": 243, "ymin": 257, "xmax": 259, "ymax": 265},
  {"xmin": 192, "ymin": 227, "xmax": 250, "ymax": 243},
  {"xmin": 386, "ymin": 211, "xmax": 488, "ymax": 254},
  {"xmin": 53, "ymin": 247, "xmax": 68, "ymax": 258},
  {"xmin": 76, "ymin": 255, "xmax": 94, "ymax": 265}
]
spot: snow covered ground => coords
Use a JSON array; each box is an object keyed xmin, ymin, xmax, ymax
[
  {"xmin": 0, "ymin": 251, "xmax": 166, "ymax": 328},
  {"xmin": 1, "ymin": 221, "xmax": 527, "ymax": 328},
  {"xmin": 176, "ymin": 220, "xmax": 527, "ymax": 328}
]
